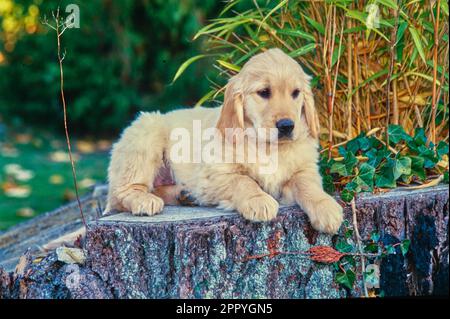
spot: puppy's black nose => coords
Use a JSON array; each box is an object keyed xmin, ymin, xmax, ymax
[{"xmin": 276, "ymin": 118, "xmax": 295, "ymax": 138}]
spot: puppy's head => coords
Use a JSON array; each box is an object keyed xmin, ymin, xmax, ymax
[{"xmin": 216, "ymin": 48, "xmax": 320, "ymax": 143}]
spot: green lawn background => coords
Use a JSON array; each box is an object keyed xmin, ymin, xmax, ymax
[{"xmin": 0, "ymin": 131, "xmax": 109, "ymax": 230}]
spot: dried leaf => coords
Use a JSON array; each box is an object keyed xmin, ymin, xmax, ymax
[
  {"xmin": 56, "ymin": 247, "xmax": 86, "ymax": 265},
  {"xmin": 308, "ymin": 246, "xmax": 345, "ymax": 263}
]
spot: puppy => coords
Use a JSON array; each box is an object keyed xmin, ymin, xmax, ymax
[{"xmin": 105, "ymin": 48, "xmax": 343, "ymax": 234}]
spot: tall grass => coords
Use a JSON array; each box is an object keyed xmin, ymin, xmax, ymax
[{"xmin": 175, "ymin": 0, "xmax": 449, "ymax": 155}]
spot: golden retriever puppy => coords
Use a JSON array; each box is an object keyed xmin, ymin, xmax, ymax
[{"xmin": 105, "ymin": 48, "xmax": 343, "ymax": 234}]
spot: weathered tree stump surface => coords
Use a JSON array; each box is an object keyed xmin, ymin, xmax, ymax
[
  {"xmin": 0, "ymin": 184, "xmax": 448, "ymax": 299},
  {"xmin": 0, "ymin": 185, "xmax": 106, "ymax": 272}
]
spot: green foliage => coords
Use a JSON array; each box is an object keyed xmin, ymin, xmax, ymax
[
  {"xmin": 0, "ymin": 0, "xmax": 222, "ymax": 135},
  {"xmin": 333, "ymin": 221, "xmax": 412, "ymax": 292},
  {"xmin": 320, "ymin": 125, "xmax": 449, "ymax": 202},
  {"xmin": 173, "ymin": 0, "xmax": 449, "ymax": 141},
  {"xmin": 335, "ymin": 269, "xmax": 356, "ymax": 290}
]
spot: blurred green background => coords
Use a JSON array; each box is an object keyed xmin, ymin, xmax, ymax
[{"xmin": 0, "ymin": 0, "xmax": 222, "ymax": 229}]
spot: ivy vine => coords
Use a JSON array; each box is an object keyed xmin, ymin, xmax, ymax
[{"xmin": 320, "ymin": 125, "xmax": 449, "ymax": 203}]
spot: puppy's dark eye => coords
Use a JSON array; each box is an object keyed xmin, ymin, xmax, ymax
[
  {"xmin": 257, "ymin": 88, "xmax": 271, "ymax": 99},
  {"xmin": 292, "ymin": 89, "xmax": 300, "ymax": 99}
]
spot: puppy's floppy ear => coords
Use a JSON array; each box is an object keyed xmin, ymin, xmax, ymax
[
  {"xmin": 216, "ymin": 77, "xmax": 244, "ymax": 136},
  {"xmin": 302, "ymin": 76, "xmax": 320, "ymax": 139}
]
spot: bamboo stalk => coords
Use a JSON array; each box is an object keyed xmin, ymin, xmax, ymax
[
  {"xmin": 353, "ymin": 32, "xmax": 361, "ymax": 135},
  {"xmin": 346, "ymin": 17, "xmax": 353, "ymax": 140},
  {"xmin": 392, "ymin": 78, "xmax": 399, "ymax": 124},
  {"xmin": 430, "ymin": 0, "xmax": 441, "ymax": 144},
  {"xmin": 384, "ymin": 2, "xmax": 399, "ymax": 145},
  {"xmin": 323, "ymin": 4, "xmax": 336, "ymax": 160}
]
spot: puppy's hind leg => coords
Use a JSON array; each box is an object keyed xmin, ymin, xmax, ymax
[{"xmin": 106, "ymin": 112, "xmax": 166, "ymax": 216}]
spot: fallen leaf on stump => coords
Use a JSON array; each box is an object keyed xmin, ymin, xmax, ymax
[{"xmin": 56, "ymin": 247, "xmax": 86, "ymax": 265}]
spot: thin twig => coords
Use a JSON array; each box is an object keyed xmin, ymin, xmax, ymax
[
  {"xmin": 42, "ymin": 8, "xmax": 86, "ymax": 228},
  {"xmin": 351, "ymin": 198, "xmax": 369, "ymax": 298}
]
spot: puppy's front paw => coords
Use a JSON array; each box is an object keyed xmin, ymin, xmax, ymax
[
  {"xmin": 308, "ymin": 197, "xmax": 343, "ymax": 234},
  {"xmin": 238, "ymin": 193, "xmax": 279, "ymax": 222},
  {"xmin": 124, "ymin": 192, "xmax": 164, "ymax": 216}
]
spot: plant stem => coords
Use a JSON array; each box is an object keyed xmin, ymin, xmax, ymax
[
  {"xmin": 54, "ymin": 8, "xmax": 86, "ymax": 228},
  {"xmin": 351, "ymin": 198, "xmax": 369, "ymax": 297},
  {"xmin": 385, "ymin": 2, "xmax": 400, "ymax": 145}
]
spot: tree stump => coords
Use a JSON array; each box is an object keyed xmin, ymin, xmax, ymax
[{"xmin": 0, "ymin": 184, "xmax": 448, "ymax": 298}]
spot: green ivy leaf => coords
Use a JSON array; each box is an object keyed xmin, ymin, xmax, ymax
[
  {"xmin": 345, "ymin": 228, "xmax": 354, "ymax": 239},
  {"xmin": 388, "ymin": 124, "xmax": 410, "ymax": 145},
  {"xmin": 410, "ymin": 155, "xmax": 426, "ymax": 181},
  {"xmin": 436, "ymin": 141, "xmax": 449, "ymax": 159},
  {"xmin": 322, "ymin": 174, "xmax": 336, "ymax": 194},
  {"xmin": 335, "ymin": 239, "xmax": 353, "ymax": 253},
  {"xmin": 400, "ymin": 239, "xmax": 411, "ymax": 256},
  {"xmin": 366, "ymin": 146, "xmax": 390, "ymax": 167},
  {"xmin": 335, "ymin": 269, "xmax": 356, "ymax": 290},
  {"xmin": 417, "ymin": 145, "xmax": 439, "ymax": 168},
  {"xmin": 375, "ymin": 159, "xmax": 397, "ymax": 188},
  {"xmin": 444, "ymin": 171, "xmax": 449, "ymax": 184},
  {"xmin": 343, "ymin": 255, "xmax": 357, "ymax": 267},
  {"xmin": 340, "ymin": 188, "xmax": 355, "ymax": 203},
  {"xmin": 330, "ymin": 151, "xmax": 358, "ymax": 177},
  {"xmin": 353, "ymin": 163, "xmax": 375, "ymax": 192},
  {"xmin": 345, "ymin": 151, "xmax": 359, "ymax": 172},
  {"xmin": 385, "ymin": 245, "xmax": 396, "ymax": 255},
  {"xmin": 408, "ymin": 128, "xmax": 428, "ymax": 152},
  {"xmin": 346, "ymin": 133, "xmax": 371, "ymax": 154},
  {"xmin": 346, "ymin": 137, "xmax": 360, "ymax": 154},
  {"xmin": 370, "ymin": 231, "xmax": 380, "ymax": 242},
  {"xmin": 364, "ymin": 242, "xmax": 379, "ymax": 253},
  {"xmin": 338, "ymin": 146, "xmax": 347, "ymax": 157},
  {"xmin": 393, "ymin": 156, "xmax": 412, "ymax": 179},
  {"xmin": 330, "ymin": 162, "xmax": 347, "ymax": 176}
]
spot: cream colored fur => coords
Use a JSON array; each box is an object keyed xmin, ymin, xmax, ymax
[{"xmin": 105, "ymin": 48, "xmax": 343, "ymax": 234}]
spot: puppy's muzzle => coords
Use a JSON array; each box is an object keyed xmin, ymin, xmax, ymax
[{"xmin": 276, "ymin": 118, "xmax": 295, "ymax": 138}]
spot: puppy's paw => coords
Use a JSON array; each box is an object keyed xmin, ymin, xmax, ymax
[
  {"xmin": 125, "ymin": 192, "xmax": 164, "ymax": 216},
  {"xmin": 308, "ymin": 197, "xmax": 343, "ymax": 234},
  {"xmin": 238, "ymin": 193, "xmax": 279, "ymax": 222}
]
